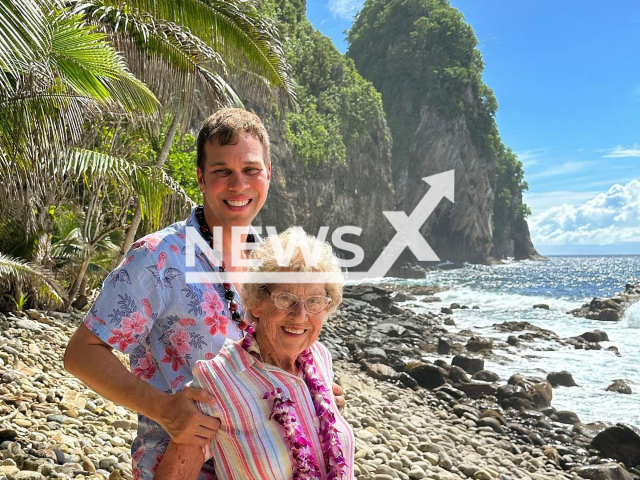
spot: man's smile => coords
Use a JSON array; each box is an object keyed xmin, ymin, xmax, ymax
[{"xmin": 223, "ymin": 198, "xmax": 253, "ymax": 209}]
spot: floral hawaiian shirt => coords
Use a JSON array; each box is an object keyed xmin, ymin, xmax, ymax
[{"xmin": 83, "ymin": 208, "xmax": 257, "ymax": 480}]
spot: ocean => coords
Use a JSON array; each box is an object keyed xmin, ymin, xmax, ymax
[{"xmin": 385, "ymin": 256, "xmax": 640, "ymax": 427}]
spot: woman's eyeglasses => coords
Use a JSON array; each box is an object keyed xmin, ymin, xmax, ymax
[{"xmin": 264, "ymin": 288, "xmax": 332, "ymax": 314}]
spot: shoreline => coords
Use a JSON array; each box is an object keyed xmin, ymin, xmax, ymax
[{"xmin": 0, "ymin": 283, "xmax": 638, "ymax": 479}]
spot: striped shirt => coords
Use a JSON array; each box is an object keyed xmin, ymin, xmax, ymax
[{"xmin": 192, "ymin": 339, "xmax": 355, "ymax": 479}]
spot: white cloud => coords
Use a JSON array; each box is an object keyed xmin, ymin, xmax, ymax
[
  {"xmin": 527, "ymin": 161, "xmax": 590, "ymax": 180},
  {"xmin": 529, "ymin": 179, "xmax": 640, "ymax": 246},
  {"xmin": 524, "ymin": 190, "xmax": 600, "ymax": 216},
  {"xmin": 328, "ymin": 0, "xmax": 364, "ymax": 20},
  {"xmin": 603, "ymin": 144, "xmax": 640, "ymax": 158},
  {"xmin": 515, "ymin": 149, "xmax": 545, "ymax": 168}
]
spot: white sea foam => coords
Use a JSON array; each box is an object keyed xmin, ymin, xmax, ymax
[{"xmin": 391, "ymin": 256, "xmax": 640, "ymax": 427}]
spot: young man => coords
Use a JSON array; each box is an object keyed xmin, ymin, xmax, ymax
[{"xmin": 64, "ymin": 109, "xmax": 344, "ymax": 480}]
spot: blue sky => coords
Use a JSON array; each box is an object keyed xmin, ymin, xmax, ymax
[{"xmin": 306, "ymin": 0, "xmax": 640, "ymax": 255}]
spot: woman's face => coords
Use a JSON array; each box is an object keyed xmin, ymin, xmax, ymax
[{"xmin": 251, "ymin": 283, "xmax": 329, "ymax": 362}]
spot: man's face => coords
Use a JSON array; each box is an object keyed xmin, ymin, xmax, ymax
[{"xmin": 197, "ymin": 133, "xmax": 271, "ymax": 230}]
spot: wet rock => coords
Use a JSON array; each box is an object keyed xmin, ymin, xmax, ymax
[
  {"xmin": 466, "ymin": 336, "xmax": 493, "ymax": 352},
  {"xmin": 547, "ymin": 371, "xmax": 578, "ymax": 387},
  {"xmin": 555, "ymin": 410, "xmax": 581, "ymax": 425},
  {"xmin": 497, "ymin": 374, "xmax": 552, "ymax": 410},
  {"xmin": 606, "ymin": 380, "xmax": 632, "ymax": 395},
  {"xmin": 472, "ymin": 370, "xmax": 500, "ymax": 382},
  {"xmin": 477, "ymin": 416, "xmax": 505, "ymax": 434},
  {"xmin": 533, "ymin": 304, "xmax": 550, "ymax": 310},
  {"xmin": 588, "ymin": 309, "xmax": 621, "ymax": 322},
  {"xmin": 579, "ymin": 330, "xmax": 609, "ymax": 343},
  {"xmin": 437, "ymin": 338, "xmax": 452, "ymax": 355},
  {"xmin": 591, "ymin": 424, "xmax": 640, "ymax": 467},
  {"xmin": 447, "ymin": 365, "xmax": 471, "ymax": 384},
  {"xmin": 404, "ymin": 361, "xmax": 447, "ymax": 389},
  {"xmin": 451, "ymin": 354, "xmax": 484, "ymax": 375},
  {"xmin": 506, "ymin": 335, "xmax": 520, "ymax": 346},
  {"xmin": 455, "ymin": 382, "xmax": 497, "ymax": 399},
  {"xmin": 441, "ymin": 307, "xmax": 454, "ymax": 315}
]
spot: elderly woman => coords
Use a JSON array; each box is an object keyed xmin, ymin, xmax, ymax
[{"xmin": 154, "ymin": 228, "xmax": 354, "ymax": 480}]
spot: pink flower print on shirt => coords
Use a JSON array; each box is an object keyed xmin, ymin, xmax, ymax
[
  {"xmin": 205, "ymin": 352, "xmax": 215, "ymax": 360},
  {"xmin": 161, "ymin": 345, "xmax": 187, "ymax": 371},
  {"xmin": 132, "ymin": 235, "xmax": 162, "ymax": 252},
  {"xmin": 133, "ymin": 352, "xmax": 157, "ymax": 380},
  {"xmin": 170, "ymin": 375, "xmax": 186, "ymax": 390},
  {"xmin": 178, "ymin": 317, "xmax": 196, "ymax": 327},
  {"xmin": 122, "ymin": 312, "xmax": 148, "ymax": 336},
  {"xmin": 142, "ymin": 298, "xmax": 154, "ymax": 318},
  {"xmin": 121, "ymin": 254, "xmax": 135, "ymax": 267},
  {"xmin": 201, "ymin": 291, "xmax": 223, "ymax": 317},
  {"xmin": 151, "ymin": 453, "xmax": 164, "ymax": 474},
  {"xmin": 177, "ymin": 232, "xmax": 186, "ymax": 240},
  {"xmin": 169, "ymin": 244, "xmax": 180, "ymax": 254},
  {"xmin": 108, "ymin": 329, "xmax": 136, "ymax": 351},
  {"xmin": 169, "ymin": 328, "xmax": 191, "ymax": 357},
  {"xmin": 157, "ymin": 251, "xmax": 167, "ymax": 270},
  {"xmin": 204, "ymin": 312, "xmax": 228, "ymax": 336}
]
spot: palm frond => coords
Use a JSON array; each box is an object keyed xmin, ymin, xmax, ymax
[
  {"xmin": 50, "ymin": 11, "xmax": 158, "ymax": 113},
  {"xmin": 85, "ymin": 0, "xmax": 296, "ymax": 105},
  {"xmin": 65, "ymin": 148, "xmax": 195, "ymax": 230},
  {"xmin": 0, "ymin": 253, "xmax": 65, "ymax": 306},
  {"xmin": 82, "ymin": 4, "xmax": 243, "ymax": 120},
  {"xmin": 0, "ymin": 0, "xmax": 51, "ymax": 93}
]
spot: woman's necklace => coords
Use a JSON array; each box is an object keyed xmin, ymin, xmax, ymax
[
  {"xmin": 195, "ymin": 205, "xmax": 250, "ymax": 332},
  {"xmin": 241, "ymin": 328, "xmax": 348, "ymax": 480}
]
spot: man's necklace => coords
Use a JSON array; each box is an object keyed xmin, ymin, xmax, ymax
[{"xmin": 194, "ymin": 205, "xmax": 251, "ymax": 332}]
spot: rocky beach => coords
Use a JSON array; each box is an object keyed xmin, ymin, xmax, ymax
[{"xmin": 0, "ymin": 280, "xmax": 639, "ymax": 480}]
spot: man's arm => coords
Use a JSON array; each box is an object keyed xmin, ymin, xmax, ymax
[{"xmin": 64, "ymin": 324, "xmax": 220, "ymax": 445}]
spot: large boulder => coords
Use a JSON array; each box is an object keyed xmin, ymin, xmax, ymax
[
  {"xmin": 591, "ymin": 424, "xmax": 640, "ymax": 467},
  {"xmin": 579, "ymin": 330, "xmax": 609, "ymax": 343},
  {"xmin": 547, "ymin": 371, "xmax": 578, "ymax": 387},
  {"xmin": 451, "ymin": 354, "xmax": 484, "ymax": 375},
  {"xmin": 455, "ymin": 382, "xmax": 498, "ymax": 399},
  {"xmin": 404, "ymin": 361, "xmax": 447, "ymax": 389},
  {"xmin": 606, "ymin": 380, "xmax": 633, "ymax": 395},
  {"xmin": 497, "ymin": 374, "xmax": 552, "ymax": 410},
  {"xmin": 573, "ymin": 463, "xmax": 633, "ymax": 480},
  {"xmin": 466, "ymin": 336, "xmax": 493, "ymax": 352},
  {"xmin": 587, "ymin": 309, "xmax": 621, "ymax": 322}
]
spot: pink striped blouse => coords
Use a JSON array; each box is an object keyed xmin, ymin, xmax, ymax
[{"xmin": 192, "ymin": 339, "xmax": 355, "ymax": 479}]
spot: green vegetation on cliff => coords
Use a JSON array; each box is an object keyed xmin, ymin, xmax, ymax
[
  {"xmin": 348, "ymin": 0, "xmax": 530, "ymax": 244},
  {"xmin": 261, "ymin": 0, "xmax": 387, "ymax": 166}
]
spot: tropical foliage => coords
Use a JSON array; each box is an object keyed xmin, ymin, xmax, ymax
[
  {"xmin": 261, "ymin": 0, "xmax": 386, "ymax": 166},
  {"xmin": 0, "ymin": 0, "xmax": 294, "ymax": 311}
]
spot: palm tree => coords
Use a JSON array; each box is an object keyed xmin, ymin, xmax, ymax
[{"xmin": 0, "ymin": 0, "xmax": 160, "ymax": 263}]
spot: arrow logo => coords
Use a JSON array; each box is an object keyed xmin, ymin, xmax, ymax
[{"xmin": 349, "ymin": 170, "xmax": 455, "ymax": 280}]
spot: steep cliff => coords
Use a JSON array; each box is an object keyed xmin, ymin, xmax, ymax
[
  {"xmin": 250, "ymin": 0, "xmax": 396, "ymax": 269},
  {"xmin": 348, "ymin": 0, "xmax": 538, "ymax": 263}
]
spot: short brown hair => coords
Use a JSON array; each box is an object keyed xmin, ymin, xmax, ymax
[{"xmin": 196, "ymin": 108, "xmax": 270, "ymax": 171}]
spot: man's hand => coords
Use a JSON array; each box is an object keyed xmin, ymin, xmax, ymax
[
  {"xmin": 156, "ymin": 387, "xmax": 221, "ymax": 445},
  {"xmin": 332, "ymin": 383, "xmax": 345, "ymax": 414}
]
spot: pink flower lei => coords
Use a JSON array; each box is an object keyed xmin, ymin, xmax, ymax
[{"xmin": 242, "ymin": 328, "xmax": 347, "ymax": 480}]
